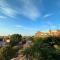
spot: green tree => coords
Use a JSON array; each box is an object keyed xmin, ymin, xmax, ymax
[{"xmin": 10, "ymin": 34, "xmax": 22, "ymax": 46}]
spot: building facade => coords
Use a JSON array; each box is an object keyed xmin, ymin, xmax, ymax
[
  {"xmin": 35, "ymin": 31, "xmax": 48, "ymax": 37},
  {"xmin": 35, "ymin": 30, "xmax": 60, "ymax": 37}
]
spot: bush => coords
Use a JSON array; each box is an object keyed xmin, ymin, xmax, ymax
[
  {"xmin": 0, "ymin": 45, "xmax": 19, "ymax": 60},
  {"xmin": 24, "ymin": 36, "xmax": 60, "ymax": 60}
]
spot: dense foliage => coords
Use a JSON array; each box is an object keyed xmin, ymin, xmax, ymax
[
  {"xmin": 24, "ymin": 36, "xmax": 60, "ymax": 60},
  {"xmin": 10, "ymin": 34, "xmax": 22, "ymax": 46},
  {"xmin": 0, "ymin": 45, "xmax": 20, "ymax": 60},
  {"xmin": 0, "ymin": 34, "xmax": 22, "ymax": 60},
  {"xmin": 0, "ymin": 35, "xmax": 60, "ymax": 60}
]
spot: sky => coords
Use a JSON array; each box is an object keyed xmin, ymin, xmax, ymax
[{"xmin": 0, "ymin": 0, "xmax": 60, "ymax": 36}]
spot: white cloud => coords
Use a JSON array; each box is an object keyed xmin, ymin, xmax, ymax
[
  {"xmin": 19, "ymin": 0, "xmax": 40, "ymax": 20},
  {"xmin": 0, "ymin": 0, "xmax": 41, "ymax": 20},
  {"xmin": 0, "ymin": 7, "xmax": 16, "ymax": 17},
  {"xmin": 15, "ymin": 25, "xmax": 24, "ymax": 28},
  {"xmin": 0, "ymin": 16, "xmax": 6, "ymax": 19},
  {"xmin": 0, "ymin": 0, "xmax": 17, "ymax": 17},
  {"xmin": 43, "ymin": 14, "xmax": 53, "ymax": 18},
  {"xmin": 15, "ymin": 24, "xmax": 46, "ymax": 32},
  {"xmin": 15, "ymin": 25, "xmax": 30, "ymax": 30}
]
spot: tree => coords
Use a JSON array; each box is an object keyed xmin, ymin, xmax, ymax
[{"xmin": 10, "ymin": 34, "xmax": 22, "ymax": 46}]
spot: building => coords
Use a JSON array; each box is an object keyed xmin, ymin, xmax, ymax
[
  {"xmin": 49, "ymin": 30, "xmax": 60, "ymax": 36},
  {"xmin": 35, "ymin": 31, "xmax": 48, "ymax": 37},
  {"xmin": 35, "ymin": 30, "xmax": 60, "ymax": 37}
]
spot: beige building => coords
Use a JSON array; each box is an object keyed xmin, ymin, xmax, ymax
[
  {"xmin": 48, "ymin": 30, "xmax": 60, "ymax": 36},
  {"xmin": 35, "ymin": 30, "xmax": 60, "ymax": 37},
  {"xmin": 35, "ymin": 31, "xmax": 48, "ymax": 37}
]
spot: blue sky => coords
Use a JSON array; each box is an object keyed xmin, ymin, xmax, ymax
[{"xmin": 0, "ymin": 0, "xmax": 60, "ymax": 36}]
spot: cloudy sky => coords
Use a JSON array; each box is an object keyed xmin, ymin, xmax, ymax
[{"xmin": 0, "ymin": 0, "xmax": 60, "ymax": 36}]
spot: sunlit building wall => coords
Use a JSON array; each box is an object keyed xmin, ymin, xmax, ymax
[{"xmin": 35, "ymin": 30, "xmax": 60, "ymax": 37}]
